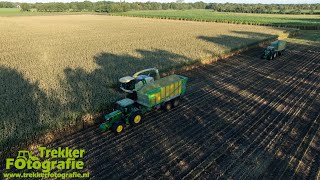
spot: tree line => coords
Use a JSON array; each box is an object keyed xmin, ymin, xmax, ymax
[
  {"xmin": 1, "ymin": 1, "xmax": 319, "ymax": 14},
  {"xmin": 206, "ymin": 3, "xmax": 320, "ymax": 14},
  {"xmin": 0, "ymin": 1, "xmax": 16, "ymax": 8}
]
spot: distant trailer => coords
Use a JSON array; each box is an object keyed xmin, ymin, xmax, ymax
[{"xmin": 261, "ymin": 40, "xmax": 287, "ymax": 60}]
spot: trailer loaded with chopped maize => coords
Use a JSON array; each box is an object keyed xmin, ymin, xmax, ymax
[
  {"xmin": 99, "ymin": 68, "xmax": 188, "ymax": 133},
  {"xmin": 261, "ymin": 40, "xmax": 287, "ymax": 60}
]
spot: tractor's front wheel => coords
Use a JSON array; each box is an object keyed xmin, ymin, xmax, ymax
[
  {"xmin": 129, "ymin": 111, "xmax": 143, "ymax": 126},
  {"xmin": 267, "ymin": 55, "xmax": 272, "ymax": 60},
  {"xmin": 111, "ymin": 123, "xmax": 124, "ymax": 134}
]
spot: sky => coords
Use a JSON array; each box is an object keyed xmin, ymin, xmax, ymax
[{"xmin": 3, "ymin": 0, "xmax": 320, "ymax": 3}]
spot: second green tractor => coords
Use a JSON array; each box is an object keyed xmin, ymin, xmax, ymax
[{"xmin": 261, "ymin": 40, "xmax": 287, "ymax": 60}]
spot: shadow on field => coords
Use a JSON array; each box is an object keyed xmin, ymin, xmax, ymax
[
  {"xmin": 0, "ymin": 66, "xmax": 49, "ymax": 153},
  {"xmin": 231, "ymin": 31, "xmax": 279, "ymax": 38},
  {"xmin": 197, "ymin": 31, "xmax": 277, "ymax": 53},
  {"xmin": 295, "ymin": 30, "xmax": 320, "ymax": 42},
  {"xmin": 61, "ymin": 49, "xmax": 193, "ymax": 113},
  {"xmin": 290, "ymin": 18, "xmax": 320, "ymax": 24}
]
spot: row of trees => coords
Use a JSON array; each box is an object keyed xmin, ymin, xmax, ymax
[
  {"xmin": 14, "ymin": 1, "xmax": 207, "ymax": 12},
  {"xmin": 0, "ymin": 2, "xmax": 17, "ymax": 8},
  {"xmin": 1, "ymin": 1, "xmax": 319, "ymax": 14},
  {"xmin": 206, "ymin": 3, "xmax": 320, "ymax": 14}
]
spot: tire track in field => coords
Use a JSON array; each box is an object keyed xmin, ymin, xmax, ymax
[
  {"xmin": 179, "ymin": 53, "xmax": 319, "ymax": 179},
  {"xmin": 131, "ymin": 50, "xmax": 318, "ymax": 179}
]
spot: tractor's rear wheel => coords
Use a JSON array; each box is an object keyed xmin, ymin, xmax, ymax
[
  {"xmin": 173, "ymin": 98, "xmax": 180, "ymax": 107},
  {"xmin": 111, "ymin": 123, "xmax": 124, "ymax": 134},
  {"xmin": 163, "ymin": 101, "xmax": 172, "ymax": 111},
  {"xmin": 129, "ymin": 111, "xmax": 142, "ymax": 126}
]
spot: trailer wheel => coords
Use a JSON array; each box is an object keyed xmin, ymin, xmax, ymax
[
  {"xmin": 129, "ymin": 111, "xmax": 142, "ymax": 126},
  {"xmin": 163, "ymin": 102, "xmax": 172, "ymax": 111},
  {"xmin": 111, "ymin": 123, "xmax": 124, "ymax": 134},
  {"xmin": 173, "ymin": 98, "xmax": 180, "ymax": 107},
  {"xmin": 278, "ymin": 51, "xmax": 282, "ymax": 56},
  {"xmin": 273, "ymin": 52, "xmax": 277, "ymax": 59}
]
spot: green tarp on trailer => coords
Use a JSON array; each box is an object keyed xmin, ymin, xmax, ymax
[{"xmin": 271, "ymin": 40, "xmax": 287, "ymax": 51}]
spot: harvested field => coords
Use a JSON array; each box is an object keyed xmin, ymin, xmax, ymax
[{"xmin": 2, "ymin": 33, "xmax": 319, "ymax": 179}]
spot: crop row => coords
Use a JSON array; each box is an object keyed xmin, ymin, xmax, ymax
[{"xmin": 219, "ymin": 67, "xmax": 319, "ymax": 179}]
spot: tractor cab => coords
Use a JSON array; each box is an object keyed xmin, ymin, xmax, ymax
[
  {"xmin": 261, "ymin": 46, "xmax": 275, "ymax": 59},
  {"xmin": 119, "ymin": 76, "xmax": 136, "ymax": 93},
  {"xmin": 265, "ymin": 46, "xmax": 275, "ymax": 54},
  {"xmin": 114, "ymin": 98, "xmax": 136, "ymax": 115},
  {"xmin": 100, "ymin": 98, "xmax": 137, "ymax": 132},
  {"xmin": 267, "ymin": 46, "xmax": 275, "ymax": 51},
  {"xmin": 104, "ymin": 98, "xmax": 135, "ymax": 122}
]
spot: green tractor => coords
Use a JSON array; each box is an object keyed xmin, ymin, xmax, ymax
[
  {"xmin": 99, "ymin": 68, "xmax": 188, "ymax": 133},
  {"xmin": 99, "ymin": 98, "xmax": 143, "ymax": 133},
  {"xmin": 261, "ymin": 40, "xmax": 287, "ymax": 60}
]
